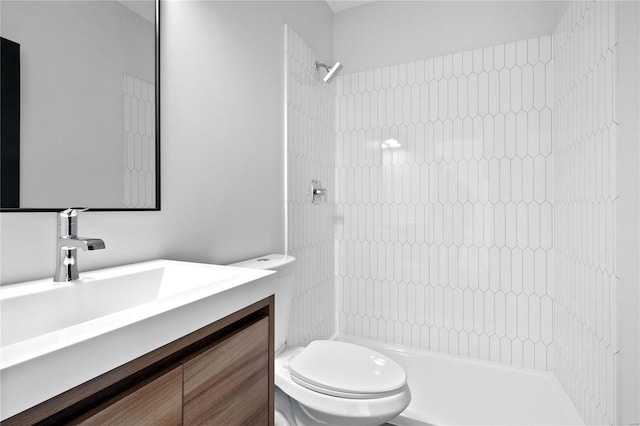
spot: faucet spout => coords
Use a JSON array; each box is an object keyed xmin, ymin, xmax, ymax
[
  {"xmin": 54, "ymin": 208, "xmax": 106, "ymax": 282},
  {"xmin": 59, "ymin": 237, "xmax": 106, "ymax": 251}
]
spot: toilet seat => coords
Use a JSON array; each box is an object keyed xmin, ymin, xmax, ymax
[
  {"xmin": 289, "ymin": 340, "xmax": 407, "ymax": 399},
  {"xmin": 275, "ymin": 344, "xmax": 411, "ymax": 425}
]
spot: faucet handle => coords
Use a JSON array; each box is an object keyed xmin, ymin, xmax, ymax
[{"xmin": 60, "ymin": 207, "xmax": 89, "ymax": 218}]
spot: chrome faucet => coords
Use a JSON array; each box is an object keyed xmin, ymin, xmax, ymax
[{"xmin": 54, "ymin": 208, "xmax": 106, "ymax": 282}]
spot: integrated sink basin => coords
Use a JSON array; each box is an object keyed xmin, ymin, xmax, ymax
[
  {"xmin": 1, "ymin": 260, "xmax": 256, "ymax": 347},
  {"xmin": 0, "ymin": 259, "xmax": 277, "ymax": 421}
]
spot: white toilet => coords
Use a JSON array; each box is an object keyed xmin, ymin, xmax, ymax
[{"xmin": 230, "ymin": 254, "xmax": 411, "ymax": 425}]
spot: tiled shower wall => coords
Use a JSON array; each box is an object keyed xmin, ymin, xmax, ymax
[
  {"xmin": 335, "ymin": 36, "xmax": 555, "ymax": 369},
  {"xmin": 285, "ymin": 26, "xmax": 336, "ymax": 345},
  {"xmin": 123, "ymin": 73, "xmax": 156, "ymax": 208},
  {"xmin": 553, "ymin": 1, "xmax": 618, "ymax": 424}
]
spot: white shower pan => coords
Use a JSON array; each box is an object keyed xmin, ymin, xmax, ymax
[{"xmin": 338, "ymin": 336, "xmax": 584, "ymax": 426}]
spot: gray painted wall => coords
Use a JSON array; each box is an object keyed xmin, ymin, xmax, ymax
[
  {"xmin": 617, "ymin": 2, "xmax": 640, "ymax": 423},
  {"xmin": 334, "ymin": 1, "xmax": 568, "ymax": 74}
]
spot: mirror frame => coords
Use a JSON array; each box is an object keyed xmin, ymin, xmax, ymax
[{"xmin": 0, "ymin": 0, "xmax": 161, "ymax": 212}]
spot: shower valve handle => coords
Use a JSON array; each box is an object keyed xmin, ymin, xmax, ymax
[{"xmin": 311, "ymin": 180, "xmax": 327, "ymax": 204}]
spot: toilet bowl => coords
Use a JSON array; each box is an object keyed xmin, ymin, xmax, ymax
[
  {"xmin": 276, "ymin": 342, "xmax": 411, "ymax": 425},
  {"xmin": 230, "ymin": 255, "xmax": 411, "ymax": 425}
]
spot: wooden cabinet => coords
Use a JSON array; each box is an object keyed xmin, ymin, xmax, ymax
[
  {"xmin": 77, "ymin": 367, "xmax": 183, "ymax": 426},
  {"xmin": 2, "ymin": 297, "xmax": 274, "ymax": 426},
  {"xmin": 184, "ymin": 317, "xmax": 269, "ymax": 425}
]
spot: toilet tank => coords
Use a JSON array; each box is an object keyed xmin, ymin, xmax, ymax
[{"xmin": 229, "ymin": 254, "xmax": 295, "ymax": 353}]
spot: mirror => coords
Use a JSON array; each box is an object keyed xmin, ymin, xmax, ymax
[{"xmin": 0, "ymin": 0, "xmax": 159, "ymax": 211}]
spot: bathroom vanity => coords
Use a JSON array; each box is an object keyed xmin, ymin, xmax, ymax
[{"xmin": 0, "ymin": 260, "xmax": 277, "ymax": 425}]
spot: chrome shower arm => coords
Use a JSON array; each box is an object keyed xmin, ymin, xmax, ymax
[
  {"xmin": 315, "ymin": 60, "xmax": 343, "ymax": 83},
  {"xmin": 315, "ymin": 62, "xmax": 330, "ymax": 72}
]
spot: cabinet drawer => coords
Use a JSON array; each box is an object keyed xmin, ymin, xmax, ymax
[
  {"xmin": 183, "ymin": 317, "xmax": 269, "ymax": 425},
  {"xmin": 77, "ymin": 366, "xmax": 182, "ymax": 426}
]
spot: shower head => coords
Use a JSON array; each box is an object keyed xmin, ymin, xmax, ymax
[{"xmin": 315, "ymin": 61, "xmax": 343, "ymax": 83}]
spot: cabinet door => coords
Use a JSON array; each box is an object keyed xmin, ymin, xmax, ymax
[
  {"xmin": 77, "ymin": 366, "xmax": 183, "ymax": 426},
  {"xmin": 183, "ymin": 317, "xmax": 269, "ymax": 425}
]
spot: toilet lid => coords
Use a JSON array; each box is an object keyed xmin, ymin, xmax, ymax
[{"xmin": 289, "ymin": 341, "xmax": 407, "ymax": 399}]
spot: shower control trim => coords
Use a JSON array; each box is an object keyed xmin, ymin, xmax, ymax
[{"xmin": 311, "ymin": 180, "xmax": 327, "ymax": 204}]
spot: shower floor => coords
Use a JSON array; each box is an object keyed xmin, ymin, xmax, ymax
[{"xmin": 337, "ymin": 336, "xmax": 584, "ymax": 426}]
